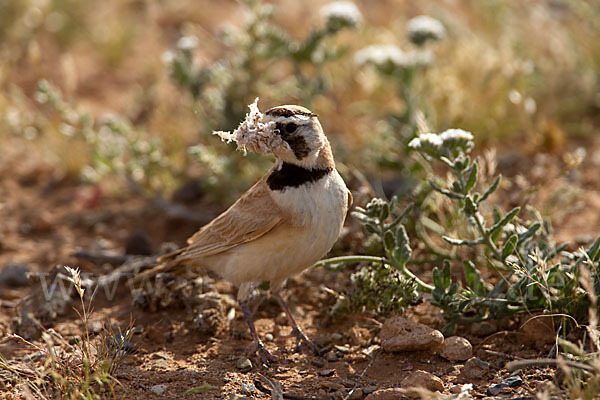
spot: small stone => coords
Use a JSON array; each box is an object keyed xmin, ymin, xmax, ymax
[
  {"xmin": 365, "ymin": 388, "xmax": 409, "ymax": 400},
  {"xmin": 152, "ymin": 359, "xmax": 169, "ymax": 369},
  {"xmin": 363, "ymin": 386, "xmax": 377, "ymax": 395},
  {"xmin": 264, "ymin": 333, "xmax": 274, "ymax": 342},
  {"xmin": 151, "ymin": 351, "xmax": 172, "ymax": 360},
  {"xmin": 470, "ymin": 321, "xmax": 496, "ymax": 337},
  {"xmin": 325, "ymin": 350, "xmax": 339, "ymax": 362},
  {"xmin": 228, "ymin": 394, "xmax": 252, "ymax": 400},
  {"xmin": 0, "ymin": 263, "xmax": 31, "ymax": 287},
  {"xmin": 487, "ymin": 375, "xmax": 523, "ymax": 396},
  {"xmin": 440, "ymin": 336, "xmax": 472, "ymax": 361},
  {"xmin": 463, "ymin": 357, "xmax": 489, "ymax": 380},
  {"xmin": 401, "ymin": 370, "xmax": 444, "ymax": 392},
  {"xmin": 348, "ymin": 388, "xmax": 363, "ymax": 399},
  {"xmin": 311, "ymin": 359, "xmax": 325, "ymax": 367},
  {"xmin": 108, "ymin": 333, "xmax": 135, "ymax": 354},
  {"xmin": 241, "ymin": 383, "xmax": 256, "ymax": 395},
  {"xmin": 379, "ymin": 316, "xmax": 443, "ymax": 352},
  {"xmin": 331, "ymin": 333, "xmax": 343, "ymax": 341},
  {"xmin": 334, "ymin": 345, "xmax": 351, "ymax": 354},
  {"xmin": 318, "ymin": 369, "xmax": 336, "ymax": 377},
  {"xmin": 150, "ymin": 384, "xmax": 166, "ymax": 395},
  {"xmin": 236, "ymin": 357, "xmax": 252, "ymax": 372},
  {"xmin": 125, "ymin": 231, "xmax": 153, "ymax": 255}
]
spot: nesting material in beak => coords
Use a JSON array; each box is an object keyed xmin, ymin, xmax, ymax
[{"xmin": 213, "ymin": 98, "xmax": 292, "ymax": 155}]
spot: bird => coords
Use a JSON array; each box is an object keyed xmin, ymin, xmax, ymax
[{"xmin": 132, "ymin": 105, "xmax": 352, "ymax": 366}]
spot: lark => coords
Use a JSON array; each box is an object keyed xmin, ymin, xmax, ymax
[{"xmin": 133, "ymin": 104, "xmax": 352, "ymax": 366}]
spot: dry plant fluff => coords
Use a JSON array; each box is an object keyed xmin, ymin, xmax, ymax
[{"xmin": 213, "ymin": 98, "xmax": 292, "ymax": 155}]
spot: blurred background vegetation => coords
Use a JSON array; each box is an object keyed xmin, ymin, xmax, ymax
[{"xmin": 1, "ymin": 0, "xmax": 598, "ymax": 202}]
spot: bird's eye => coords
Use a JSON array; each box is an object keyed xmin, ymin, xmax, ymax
[{"xmin": 285, "ymin": 123, "xmax": 297, "ymax": 134}]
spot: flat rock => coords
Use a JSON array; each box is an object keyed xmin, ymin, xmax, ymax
[
  {"xmin": 401, "ymin": 370, "xmax": 445, "ymax": 392},
  {"xmin": 150, "ymin": 384, "xmax": 166, "ymax": 395},
  {"xmin": 365, "ymin": 388, "xmax": 412, "ymax": 400},
  {"xmin": 439, "ymin": 336, "xmax": 472, "ymax": 361},
  {"xmin": 0, "ymin": 263, "xmax": 31, "ymax": 287},
  {"xmin": 462, "ymin": 357, "xmax": 489, "ymax": 380},
  {"xmin": 379, "ymin": 317, "xmax": 443, "ymax": 352}
]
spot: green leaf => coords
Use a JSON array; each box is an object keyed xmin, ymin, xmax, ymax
[
  {"xmin": 383, "ymin": 230, "xmax": 395, "ymax": 253},
  {"xmin": 380, "ymin": 203, "xmax": 389, "ymax": 220},
  {"xmin": 587, "ymin": 237, "xmax": 600, "ymax": 262},
  {"xmin": 462, "ymin": 195, "xmax": 477, "ymax": 215},
  {"xmin": 480, "ymin": 175, "xmax": 501, "ymax": 202},
  {"xmin": 517, "ymin": 222, "xmax": 541, "ymax": 244},
  {"xmin": 464, "ymin": 160, "xmax": 478, "ymax": 192},
  {"xmin": 502, "ymin": 234, "xmax": 518, "ymax": 261},
  {"xmin": 365, "ymin": 223, "xmax": 378, "ymax": 234},
  {"xmin": 429, "ymin": 180, "xmax": 463, "ymax": 200},
  {"xmin": 393, "ymin": 224, "xmax": 412, "ymax": 265},
  {"xmin": 463, "ymin": 260, "xmax": 485, "ymax": 296},
  {"xmin": 489, "ymin": 207, "xmax": 521, "ymax": 237}
]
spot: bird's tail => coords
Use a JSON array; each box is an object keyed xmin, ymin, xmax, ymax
[{"xmin": 128, "ymin": 248, "xmax": 188, "ymax": 286}]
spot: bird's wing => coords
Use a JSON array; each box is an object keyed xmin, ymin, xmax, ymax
[{"xmin": 177, "ymin": 179, "xmax": 284, "ymax": 259}]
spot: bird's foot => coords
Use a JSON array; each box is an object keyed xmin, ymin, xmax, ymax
[
  {"xmin": 291, "ymin": 327, "xmax": 320, "ymax": 356},
  {"xmin": 256, "ymin": 342, "xmax": 279, "ymax": 367}
]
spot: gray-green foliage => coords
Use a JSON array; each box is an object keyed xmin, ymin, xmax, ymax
[
  {"xmin": 36, "ymin": 80, "xmax": 173, "ymax": 192},
  {"xmin": 412, "ymin": 129, "xmax": 600, "ymax": 334},
  {"xmin": 165, "ymin": 0, "xmax": 360, "ymax": 132},
  {"xmin": 329, "ymin": 128, "xmax": 600, "ymax": 335}
]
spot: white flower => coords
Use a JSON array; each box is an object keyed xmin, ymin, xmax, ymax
[
  {"xmin": 354, "ymin": 45, "xmax": 405, "ymax": 68},
  {"xmin": 439, "ymin": 129, "xmax": 474, "ymax": 142},
  {"xmin": 176, "ymin": 35, "xmax": 199, "ymax": 51},
  {"xmin": 406, "ymin": 15, "xmax": 445, "ymax": 45},
  {"xmin": 409, "ymin": 133, "xmax": 443, "ymax": 149},
  {"xmin": 439, "ymin": 129, "xmax": 475, "ymax": 154},
  {"xmin": 320, "ymin": 1, "xmax": 362, "ymax": 29}
]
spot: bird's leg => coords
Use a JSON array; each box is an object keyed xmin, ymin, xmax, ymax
[
  {"xmin": 239, "ymin": 299, "xmax": 278, "ymax": 367},
  {"xmin": 274, "ymin": 292, "xmax": 320, "ymax": 355}
]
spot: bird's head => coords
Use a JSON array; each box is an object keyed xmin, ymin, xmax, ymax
[{"xmin": 263, "ymin": 105, "xmax": 332, "ymax": 169}]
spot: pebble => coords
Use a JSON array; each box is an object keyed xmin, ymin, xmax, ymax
[
  {"xmin": 264, "ymin": 333, "xmax": 274, "ymax": 342},
  {"xmin": 125, "ymin": 230, "xmax": 153, "ymax": 255},
  {"xmin": 331, "ymin": 333, "xmax": 343, "ymax": 341},
  {"xmin": 348, "ymin": 388, "xmax": 363, "ymax": 399},
  {"xmin": 487, "ymin": 375, "xmax": 523, "ymax": 396},
  {"xmin": 470, "ymin": 321, "xmax": 496, "ymax": 336},
  {"xmin": 0, "ymin": 263, "xmax": 31, "ymax": 287},
  {"xmin": 363, "ymin": 386, "xmax": 377, "ymax": 395},
  {"xmin": 228, "ymin": 394, "xmax": 251, "ymax": 400},
  {"xmin": 108, "ymin": 334, "xmax": 135, "ymax": 354},
  {"xmin": 236, "ymin": 357, "xmax": 252, "ymax": 372},
  {"xmin": 401, "ymin": 370, "xmax": 444, "ymax": 392},
  {"xmin": 241, "ymin": 383, "xmax": 256, "ymax": 395},
  {"xmin": 311, "ymin": 359, "xmax": 325, "ymax": 368},
  {"xmin": 463, "ymin": 357, "xmax": 490, "ymax": 380},
  {"xmin": 151, "ymin": 352, "xmax": 172, "ymax": 360},
  {"xmin": 439, "ymin": 336, "xmax": 473, "ymax": 361},
  {"xmin": 379, "ymin": 316, "xmax": 444, "ymax": 352},
  {"xmin": 150, "ymin": 384, "xmax": 166, "ymax": 395},
  {"xmin": 318, "ymin": 369, "xmax": 336, "ymax": 377},
  {"xmin": 325, "ymin": 350, "xmax": 339, "ymax": 362},
  {"xmin": 334, "ymin": 345, "xmax": 351, "ymax": 354},
  {"xmin": 364, "ymin": 388, "xmax": 408, "ymax": 400}
]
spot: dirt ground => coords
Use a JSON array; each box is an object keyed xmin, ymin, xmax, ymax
[{"xmin": 2, "ymin": 134, "xmax": 600, "ymax": 399}]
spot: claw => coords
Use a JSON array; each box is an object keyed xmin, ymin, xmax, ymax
[
  {"xmin": 291, "ymin": 327, "xmax": 320, "ymax": 355},
  {"xmin": 256, "ymin": 343, "xmax": 279, "ymax": 367}
]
